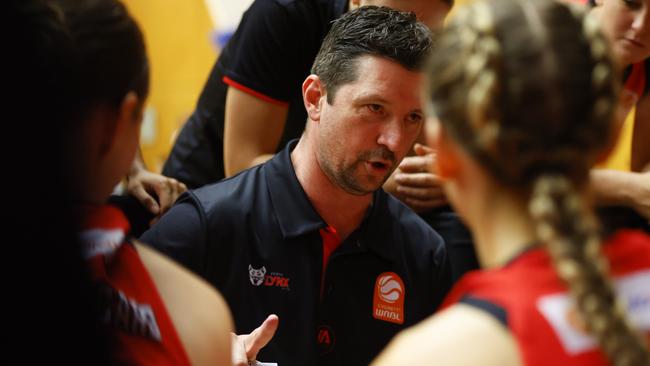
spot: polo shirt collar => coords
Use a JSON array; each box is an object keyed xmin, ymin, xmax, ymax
[
  {"xmin": 265, "ymin": 140, "xmax": 327, "ymax": 239},
  {"xmin": 352, "ymin": 190, "xmax": 398, "ymax": 262},
  {"xmin": 265, "ymin": 139, "xmax": 397, "ymax": 262}
]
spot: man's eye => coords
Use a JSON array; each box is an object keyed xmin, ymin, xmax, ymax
[{"xmin": 368, "ymin": 104, "xmax": 383, "ymax": 113}]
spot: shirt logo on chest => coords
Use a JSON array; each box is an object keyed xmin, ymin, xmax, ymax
[
  {"xmin": 249, "ymin": 265, "xmax": 266, "ymax": 286},
  {"xmin": 248, "ymin": 264, "xmax": 291, "ymax": 290},
  {"xmin": 373, "ymin": 272, "xmax": 405, "ymax": 324}
]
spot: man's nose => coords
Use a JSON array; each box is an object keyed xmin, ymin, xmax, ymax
[{"xmin": 376, "ymin": 118, "xmax": 404, "ymax": 153}]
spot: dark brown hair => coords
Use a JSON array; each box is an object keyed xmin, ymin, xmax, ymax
[{"xmin": 312, "ymin": 5, "xmax": 432, "ymax": 103}]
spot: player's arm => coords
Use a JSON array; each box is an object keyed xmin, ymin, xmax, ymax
[{"xmin": 223, "ymin": 86, "xmax": 289, "ymax": 177}]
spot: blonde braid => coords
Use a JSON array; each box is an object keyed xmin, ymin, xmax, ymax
[
  {"xmin": 529, "ymin": 9, "xmax": 650, "ymax": 366},
  {"xmin": 579, "ymin": 7, "xmax": 618, "ymax": 137},
  {"xmin": 460, "ymin": 2, "xmax": 501, "ymax": 152},
  {"xmin": 530, "ymin": 175, "xmax": 650, "ymax": 366}
]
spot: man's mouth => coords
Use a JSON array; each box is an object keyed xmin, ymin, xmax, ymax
[{"xmin": 366, "ymin": 160, "xmax": 390, "ymax": 174}]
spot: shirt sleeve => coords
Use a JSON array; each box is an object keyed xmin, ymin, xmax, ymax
[
  {"xmin": 459, "ymin": 295, "xmax": 509, "ymax": 327},
  {"xmin": 139, "ymin": 192, "xmax": 209, "ymax": 278},
  {"xmin": 221, "ymin": 0, "xmax": 313, "ymax": 102}
]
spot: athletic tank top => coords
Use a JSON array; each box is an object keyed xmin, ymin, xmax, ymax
[
  {"xmin": 79, "ymin": 205, "xmax": 191, "ymax": 366},
  {"xmin": 442, "ymin": 230, "xmax": 650, "ymax": 366}
]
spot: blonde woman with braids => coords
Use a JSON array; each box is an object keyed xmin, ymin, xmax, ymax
[{"xmin": 373, "ymin": 0, "xmax": 650, "ymax": 365}]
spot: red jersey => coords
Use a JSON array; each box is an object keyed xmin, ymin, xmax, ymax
[
  {"xmin": 625, "ymin": 61, "xmax": 647, "ymax": 99},
  {"xmin": 441, "ymin": 230, "xmax": 650, "ymax": 366},
  {"xmin": 79, "ymin": 205, "xmax": 190, "ymax": 366}
]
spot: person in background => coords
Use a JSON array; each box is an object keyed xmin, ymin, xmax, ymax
[
  {"xmin": 55, "ymin": 0, "xmax": 234, "ymax": 363},
  {"xmin": 142, "ymin": 7, "xmax": 451, "ymax": 365},
  {"xmin": 373, "ymin": 0, "xmax": 650, "ymax": 365},
  {"xmin": 588, "ymin": 0, "xmax": 650, "ymax": 233}
]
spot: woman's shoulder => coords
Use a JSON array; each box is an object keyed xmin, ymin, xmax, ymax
[
  {"xmin": 135, "ymin": 242, "xmax": 233, "ymax": 365},
  {"xmin": 372, "ymin": 304, "xmax": 521, "ymax": 366}
]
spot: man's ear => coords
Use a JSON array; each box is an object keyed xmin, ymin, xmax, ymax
[
  {"xmin": 435, "ymin": 126, "xmax": 461, "ymax": 180},
  {"xmin": 303, "ymin": 75, "xmax": 325, "ymax": 122}
]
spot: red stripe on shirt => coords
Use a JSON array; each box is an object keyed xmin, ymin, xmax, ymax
[
  {"xmin": 319, "ymin": 226, "xmax": 342, "ymax": 299},
  {"xmin": 222, "ymin": 76, "xmax": 290, "ymax": 107},
  {"xmin": 624, "ymin": 61, "xmax": 646, "ymax": 98}
]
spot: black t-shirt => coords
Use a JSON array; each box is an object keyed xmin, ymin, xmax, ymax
[
  {"xmin": 144, "ymin": 140, "xmax": 452, "ymax": 366},
  {"xmin": 162, "ymin": 0, "xmax": 348, "ymax": 188}
]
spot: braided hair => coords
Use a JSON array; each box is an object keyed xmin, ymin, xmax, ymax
[{"xmin": 426, "ymin": 0, "xmax": 650, "ymax": 364}]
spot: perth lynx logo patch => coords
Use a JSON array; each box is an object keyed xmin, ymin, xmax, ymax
[
  {"xmin": 248, "ymin": 264, "xmax": 291, "ymax": 290},
  {"xmin": 248, "ymin": 265, "xmax": 266, "ymax": 286}
]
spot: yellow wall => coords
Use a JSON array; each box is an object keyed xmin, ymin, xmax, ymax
[{"xmin": 122, "ymin": 0, "xmax": 217, "ymax": 173}]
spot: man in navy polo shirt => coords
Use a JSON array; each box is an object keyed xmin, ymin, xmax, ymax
[{"xmin": 141, "ymin": 7, "xmax": 450, "ymax": 366}]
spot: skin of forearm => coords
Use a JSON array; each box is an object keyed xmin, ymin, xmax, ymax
[{"xmin": 590, "ymin": 169, "xmax": 636, "ymax": 207}]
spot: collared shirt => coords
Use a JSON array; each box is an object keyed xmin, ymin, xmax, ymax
[{"xmin": 142, "ymin": 140, "xmax": 451, "ymax": 366}]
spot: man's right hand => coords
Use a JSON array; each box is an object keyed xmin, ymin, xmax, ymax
[{"xmin": 231, "ymin": 314, "xmax": 279, "ymax": 366}]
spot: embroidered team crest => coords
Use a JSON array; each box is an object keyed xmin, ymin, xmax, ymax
[
  {"xmin": 248, "ymin": 265, "xmax": 266, "ymax": 286},
  {"xmin": 373, "ymin": 272, "xmax": 405, "ymax": 324}
]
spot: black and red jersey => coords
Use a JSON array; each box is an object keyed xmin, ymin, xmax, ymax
[{"xmin": 80, "ymin": 205, "xmax": 190, "ymax": 366}]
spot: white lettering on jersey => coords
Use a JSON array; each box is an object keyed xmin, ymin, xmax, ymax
[
  {"xmin": 99, "ymin": 285, "xmax": 162, "ymax": 342},
  {"xmin": 537, "ymin": 269, "xmax": 650, "ymax": 355},
  {"xmin": 79, "ymin": 228, "xmax": 125, "ymax": 259}
]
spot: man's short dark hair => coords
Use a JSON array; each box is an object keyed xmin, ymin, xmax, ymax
[{"xmin": 311, "ymin": 6, "xmax": 432, "ymax": 103}]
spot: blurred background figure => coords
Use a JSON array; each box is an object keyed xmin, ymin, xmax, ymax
[{"xmin": 587, "ymin": 0, "xmax": 650, "ymax": 234}]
